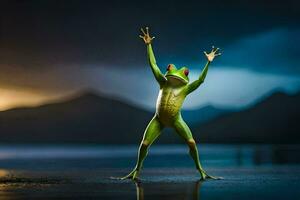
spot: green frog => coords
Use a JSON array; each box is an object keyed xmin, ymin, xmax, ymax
[{"xmin": 122, "ymin": 27, "xmax": 221, "ymax": 180}]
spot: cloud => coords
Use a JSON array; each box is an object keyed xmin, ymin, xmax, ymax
[
  {"xmin": 185, "ymin": 67, "xmax": 300, "ymax": 109},
  {"xmin": 83, "ymin": 66, "xmax": 300, "ymax": 110},
  {"xmin": 1, "ymin": 28, "xmax": 299, "ymax": 111},
  {"xmin": 0, "ymin": 57, "xmax": 299, "ymax": 111},
  {"xmin": 0, "ymin": 64, "xmax": 93, "ymax": 110},
  {"xmin": 220, "ymin": 28, "xmax": 300, "ymax": 74}
]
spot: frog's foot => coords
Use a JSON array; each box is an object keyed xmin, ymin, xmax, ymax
[
  {"xmin": 120, "ymin": 169, "xmax": 140, "ymax": 180},
  {"xmin": 199, "ymin": 169, "xmax": 223, "ymax": 180}
]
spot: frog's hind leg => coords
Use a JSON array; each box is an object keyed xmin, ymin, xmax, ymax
[
  {"xmin": 173, "ymin": 114, "xmax": 221, "ymax": 180},
  {"xmin": 121, "ymin": 115, "xmax": 163, "ymax": 180}
]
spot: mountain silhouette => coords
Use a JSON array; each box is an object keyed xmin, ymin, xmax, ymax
[
  {"xmin": 0, "ymin": 92, "xmax": 153, "ymax": 143},
  {"xmin": 182, "ymin": 105, "xmax": 231, "ymax": 125},
  {"xmin": 193, "ymin": 91, "xmax": 300, "ymax": 143},
  {"xmin": 0, "ymin": 91, "xmax": 299, "ymax": 144}
]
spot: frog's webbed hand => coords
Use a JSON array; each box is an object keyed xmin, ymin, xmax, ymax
[
  {"xmin": 204, "ymin": 46, "xmax": 221, "ymax": 62},
  {"xmin": 186, "ymin": 46, "xmax": 221, "ymax": 95},
  {"xmin": 139, "ymin": 27, "xmax": 155, "ymax": 44},
  {"xmin": 139, "ymin": 27, "xmax": 166, "ymax": 86}
]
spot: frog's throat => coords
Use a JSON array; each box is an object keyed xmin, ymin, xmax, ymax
[{"xmin": 165, "ymin": 75, "xmax": 188, "ymax": 84}]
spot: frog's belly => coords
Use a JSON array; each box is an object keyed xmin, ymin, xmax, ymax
[{"xmin": 155, "ymin": 92, "xmax": 184, "ymax": 125}]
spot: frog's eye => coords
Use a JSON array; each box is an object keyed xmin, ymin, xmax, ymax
[
  {"xmin": 184, "ymin": 69, "xmax": 189, "ymax": 76},
  {"xmin": 167, "ymin": 64, "xmax": 174, "ymax": 71}
]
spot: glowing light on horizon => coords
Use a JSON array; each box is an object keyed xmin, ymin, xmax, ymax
[{"xmin": 0, "ymin": 88, "xmax": 69, "ymax": 111}]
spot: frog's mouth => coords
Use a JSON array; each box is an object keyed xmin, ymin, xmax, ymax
[{"xmin": 166, "ymin": 75, "xmax": 188, "ymax": 84}]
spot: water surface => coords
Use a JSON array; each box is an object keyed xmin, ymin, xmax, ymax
[{"xmin": 0, "ymin": 144, "xmax": 299, "ymax": 199}]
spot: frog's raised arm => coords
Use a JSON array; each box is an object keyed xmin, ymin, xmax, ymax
[
  {"xmin": 140, "ymin": 27, "xmax": 166, "ymax": 85},
  {"xmin": 186, "ymin": 61, "xmax": 210, "ymax": 94},
  {"xmin": 186, "ymin": 47, "xmax": 221, "ymax": 95},
  {"xmin": 147, "ymin": 43, "xmax": 166, "ymax": 85}
]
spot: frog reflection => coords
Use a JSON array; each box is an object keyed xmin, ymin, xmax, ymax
[{"xmin": 134, "ymin": 179, "xmax": 202, "ymax": 200}]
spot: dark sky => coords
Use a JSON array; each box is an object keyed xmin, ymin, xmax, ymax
[
  {"xmin": 1, "ymin": 0, "xmax": 299, "ymax": 67},
  {"xmin": 0, "ymin": 0, "xmax": 300, "ymax": 110}
]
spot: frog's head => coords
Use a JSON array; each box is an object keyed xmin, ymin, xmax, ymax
[{"xmin": 165, "ymin": 64, "xmax": 189, "ymax": 86}]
